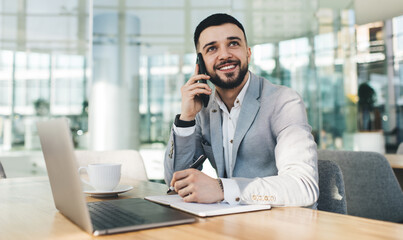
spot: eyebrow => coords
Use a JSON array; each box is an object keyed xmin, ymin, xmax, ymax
[{"xmin": 202, "ymin": 36, "xmax": 242, "ymax": 51}]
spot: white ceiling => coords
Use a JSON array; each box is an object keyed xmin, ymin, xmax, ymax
[
  {"xmin": 3, "ymin": 0, "xmax": 393, "ymax": 55},
  {"xmin": 113, "ymin": 0, "xmax": 356, "ymax": 54}
]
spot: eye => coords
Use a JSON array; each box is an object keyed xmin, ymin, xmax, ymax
[
  {"xmin": 206, "ymin": 46, "xmax": 216, "ymax": 52},
  {"xmin": 229, "ymin": 41, "xmax": 240, "ymax": 47}
]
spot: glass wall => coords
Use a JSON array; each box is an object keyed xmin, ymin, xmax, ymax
[
  {"xmin": 1, "ymin": 0, "xmax": 403, "ymax": 178},
  {"xmin": 0, "ymin": 0, "xmax": 90, "ymax": 151}
]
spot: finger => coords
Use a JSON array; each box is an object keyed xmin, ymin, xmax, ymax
[
  {"xmin": 170, "ymin": 169, "xmax": 190, "ymax": 186},
  {"xmin": 192, "ymin": 89, "xmax": 213, "ymax": 98},
  {"xmin": 184, "ymin": 83, "xmax": 212, "ymax": 94},
  {"xmin": 186, "ymin": 74, "xmax": 210, "ymax": 86},
  {"xmin": 185, "ymin": 74, "xmax": 210, "ymax": 86},
  {"xmin": 177, "ymin": 184, "xmax": 193, "ymax": 198},
  {"xmin": 174, "ymin": 178, "xmax": 189, "ymax": 192},
  {"xmin": 183, "ymin": 192, "xmax": 197, "ymax": 203},
  {"xmin": 170, "ymin": 173, "xmax": 179, "ymax": 187}
]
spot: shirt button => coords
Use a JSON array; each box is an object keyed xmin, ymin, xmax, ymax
[
  {"xmin": 230, "ymin": 139, "xmax": 233, "ymax": 144},
  {"xmin": 236, "ymin": 100, "xmax": 239, "ymax": 104},
  {"xmin": 212, "ymin": 109, "xmax": 217, "ymax": 113},
  {"xmin": 235, "ymin": 197, "xmax": 240, "ymax": 202}
]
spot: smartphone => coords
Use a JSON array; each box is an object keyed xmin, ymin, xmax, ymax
[{"xmin": 197, "ymin": 53, "xmax": 210, "ymax": 107}]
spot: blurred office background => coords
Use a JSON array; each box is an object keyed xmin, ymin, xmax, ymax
[{"xmin": 0, "ymin": 0, "xmax": 403, "ymax": 180}]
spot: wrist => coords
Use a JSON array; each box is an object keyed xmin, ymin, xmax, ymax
[
  {"xmin": 179, "ymin": 113, "xmax": 195, "ymax": 121},
  {"xmin": 175, "ymin": 114, "xmax": 195, "ymax": 127},
  {"xmin": 217, "ymin": 178, "xmax": 224, "ymax": 192},
  {"xmin": 217, "ymin": 178, "xmax": 224, "ymax": 201}
]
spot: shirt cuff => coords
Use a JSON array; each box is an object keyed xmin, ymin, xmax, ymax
[
  {"xmin": 221, "ymin": 178, "xmax": 241, "ymax": 205},
  {"xmin": 173, "ymin": 124, "xmax": 195, "ymax": 137}
]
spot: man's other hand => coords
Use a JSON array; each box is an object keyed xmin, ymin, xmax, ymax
[{"xmin": 170, "ymin": 168, "xmax": 224, "ymax": 203}]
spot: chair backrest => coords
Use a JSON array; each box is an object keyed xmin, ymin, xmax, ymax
[
  {"xmin": 317, "ymin": 160, "xmax": 347, "ymax": 214},
  {"xmin": 397, "ymin": 142, "xmax": 403, "ymax": 154},
  {"xmin": 0, "ymin": 161, "xmax": 6, "ymax": 179},
  {"xmin": 318, "ymin": 150, "xmax": 403, "ymax": 223},
  {"xmin": 75, "ymin": 150, "xmax": 148, "ymax": 181}
]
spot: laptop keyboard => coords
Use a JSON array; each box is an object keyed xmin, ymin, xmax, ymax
[{"xmin": 88, "ymin": 201, "xmax": 146, "ymax": 230}]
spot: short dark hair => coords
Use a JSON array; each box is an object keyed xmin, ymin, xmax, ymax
[{"xmin": 193, "ymin": 13, "xmax": 247, "ymax": 50}]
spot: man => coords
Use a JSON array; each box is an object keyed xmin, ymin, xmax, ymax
[{"xmin": 164, "ymin": 13, "xmax": 318, "ymax": 207}]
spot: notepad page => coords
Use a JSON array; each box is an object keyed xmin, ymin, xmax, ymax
[{"xmin": 145, "ymin": 195, "xmax": 271, "ymax": 217}]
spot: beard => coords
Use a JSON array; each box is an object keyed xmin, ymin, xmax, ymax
[{"xmin": 208, "ymin": 59, "xmax": 249, "ymax": 89}]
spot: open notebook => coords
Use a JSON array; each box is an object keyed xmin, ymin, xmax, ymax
[{"xmin": 145, "ymin": 195, "xmax": 271, "ymax": 217}]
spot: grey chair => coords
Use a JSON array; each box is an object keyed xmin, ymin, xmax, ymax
[
  {"xmin": 0, "ymin": 161, "xmax": 6, "ymax": 179},
  {"xmin": 318, "ymin": 150, "xmax": 403, "ymax": 223},
  {"xmin": 317, "ymin": 159, "xmax": 347, "ymax": 214},
  {"xmin": 397, "ymin": 142, "xmax": 403, "ymax": 154}
]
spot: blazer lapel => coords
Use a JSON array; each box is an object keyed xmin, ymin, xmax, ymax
[
  {"xmin": 209, "ymin": 101, "xmax": 226, "ymax": 178},
  {"xmin": 230, "ymin": 73, "xmax": 261, "ymax": 176}
]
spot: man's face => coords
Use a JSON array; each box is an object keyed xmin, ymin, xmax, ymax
[{"xmin": 197, "ymin": 23, "xmax": 251, "ymax": 89}]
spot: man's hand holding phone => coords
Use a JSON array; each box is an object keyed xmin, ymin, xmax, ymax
[{"xmin": 179, "ymin": 57, "xmax": 212, "ymax": 121}]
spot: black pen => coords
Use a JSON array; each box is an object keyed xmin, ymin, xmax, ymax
[
  {"xmin": 189, "ymin": 154, "xmax": 207, "ymax": 169},
  {"xmin": 167, "ymin": 155, "xmax": 207, "ymax": 195}
]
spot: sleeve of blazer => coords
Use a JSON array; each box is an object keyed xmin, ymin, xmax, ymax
[
  {"xmin": 233, "ymin": 88, "xmax": 319, "ymax": 207},
  {"xmin": 164, "ymin": 118, "xmax": 205, "ymax": 185}
]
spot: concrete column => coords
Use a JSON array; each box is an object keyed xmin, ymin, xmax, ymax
[{"xmin": 89, "ymin": 8, "xmax": 140, "ymax": 150}]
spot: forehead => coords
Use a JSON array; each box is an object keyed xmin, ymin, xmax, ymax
[{"xmin": 198, "ymin": 23, "xmax": 246, "ymax": 48}]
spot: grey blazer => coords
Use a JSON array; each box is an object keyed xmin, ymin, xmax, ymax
[{"xmin": 164, "ymin": 72, "xmax": 319, "ymax": 206}]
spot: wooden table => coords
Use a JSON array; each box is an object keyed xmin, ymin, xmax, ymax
[
  {"xmin": 385, "ymin": 154, "xmax": 403, "ymax": 169},
  {"xmin": 1, "ymin": 177, "xmax": 403, "ymax": 240}
]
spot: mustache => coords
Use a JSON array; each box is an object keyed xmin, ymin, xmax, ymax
[{"xmin": 214, "ymin": 60, "xmax": 240, "ymax": 70}]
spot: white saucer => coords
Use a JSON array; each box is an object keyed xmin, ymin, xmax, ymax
[{"xmin": 83, "ymin": 185, "xmax": 133, "ymax": 197}]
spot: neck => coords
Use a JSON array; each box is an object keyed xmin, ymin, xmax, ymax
[{"xmin": 216, "ymin": 72, "xmax": 249, "ymax": 111}]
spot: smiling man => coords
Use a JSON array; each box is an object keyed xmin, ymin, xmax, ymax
[{"xmin": 164, "ymin": 13, "xmax": 319, "ymax": 207}]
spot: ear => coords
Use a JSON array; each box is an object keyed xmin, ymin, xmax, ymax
[{"xmin": 247, "ymin": 47, "xmax": 252, "ymax": 64}]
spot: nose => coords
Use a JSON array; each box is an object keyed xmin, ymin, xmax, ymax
[{"xmin": 217, "ymin": 46, "xmax": 232, "ymax": 60}]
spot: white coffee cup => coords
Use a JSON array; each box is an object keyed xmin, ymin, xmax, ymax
[{"xmin": 78, "ymin": 163, "xmax": 121, "ymax": 191}]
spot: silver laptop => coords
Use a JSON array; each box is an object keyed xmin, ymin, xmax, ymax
[{"xmin": 37, "ymin": 118, "xmax": 196, "ymax": 236}]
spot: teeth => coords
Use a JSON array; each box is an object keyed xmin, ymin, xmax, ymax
[{"xmin": 220, "ymin": 65, "xmax": 235, "ymax": 70}]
